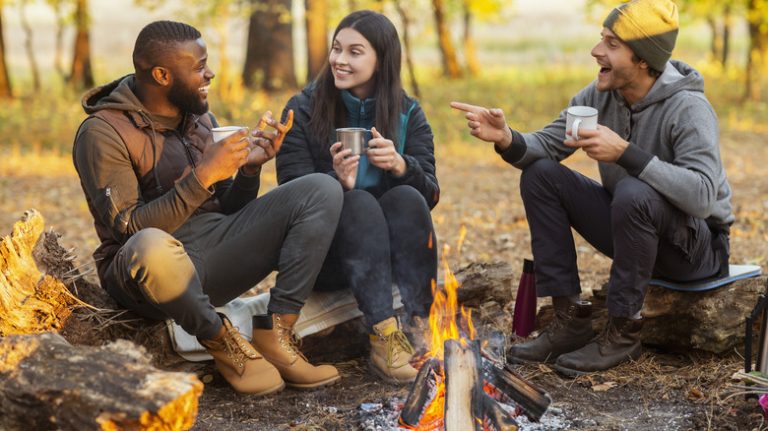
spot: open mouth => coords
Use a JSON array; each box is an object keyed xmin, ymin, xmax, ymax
[
  {"xmin": 599, "ymin": 66, "xmax": 612, "ymax": 75},
  {"xmin": 334, "ymin": 68, "xmax": 352, "ymax": 77},
  {"xmin": 199, "ymin": 84, "xmax": 210, "ymax": 96}
]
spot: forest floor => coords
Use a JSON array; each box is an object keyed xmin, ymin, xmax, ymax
[{"xmin": 2, "ymin": 127, "xmax": 768, "ymax": 430}]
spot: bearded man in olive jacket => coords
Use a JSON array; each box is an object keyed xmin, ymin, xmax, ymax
[{"xmin": 73, "ymin": 20, "xmax": 343, "ymax": 395}]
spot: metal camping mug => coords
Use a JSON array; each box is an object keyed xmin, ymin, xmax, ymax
[{"xmin": 336, "ymin": 127, "xmax": 369, "ymax": 156}]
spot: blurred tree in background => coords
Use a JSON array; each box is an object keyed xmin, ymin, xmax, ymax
[
  {"xmin": 69, "ymin": 0, "xmax": 93, "ymax": 89},
  {"xmin": 0, "ymin": 0, "xmax": 766, "ymax": 101},
  {"xmin": 0, "ymin": 0, "xmax": 12, "ymax": 98},
  {"xmin": 305, "ymin": 0, "xmax": 328, "ymax": 81},
  {"xmin": 745, "ymin": 0, "xmax": 768, "ymax": 101}
]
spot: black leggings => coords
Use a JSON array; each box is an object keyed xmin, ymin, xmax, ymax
[{"xmin": 314, "ymin": 185, "xmax": 436, "ymax": 330}]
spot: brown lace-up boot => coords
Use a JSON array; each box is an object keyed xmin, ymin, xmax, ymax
[
  {"xmin": 553, "ymin": 316, "xmax": 643, "ymax": 377},
  {"xmin": 370, "ymin": 317, "xmax": 419, "ymax": 383},
  {"xmin": 507, "ymin": 298, "xmax": 595, "ymax": 364},
  {"xmin": 198, "ymin": 315, "xmax": 284, "ymax": 395},
  {"xmin": 251, "ymin": 314, "xmax": 341, "ymax": 389}
]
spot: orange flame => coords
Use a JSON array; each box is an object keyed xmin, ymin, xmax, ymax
[{"xmin": 426, "ymin": 244, "xmax": 476, "ymax": 360}]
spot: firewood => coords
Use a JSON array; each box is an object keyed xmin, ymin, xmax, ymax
[
  {"xmin": 481, "ymin": 354, "xmax": 551, "ymax": 422},
  {"xmin": 400, "ymin": 358, "xmax": 442, "ymax": 427},
  {"xmin": 0, "ymin": 209, "xmax": 77, "ymax": 336},
  {"xmin": 0, "ymin": 332, "xmax": 203, "ymax": 431},
  {"xmin": 444, "ymin": 339, "xmax": 485, "ymax": 431},
  {"xmin": 481, "ymin": 395, "xmax": 519, "ymax": 431}
]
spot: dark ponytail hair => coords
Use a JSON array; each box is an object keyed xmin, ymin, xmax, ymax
[{"xmin": 309, "ymin": 10, "xmax": 403, "ymax": 148}]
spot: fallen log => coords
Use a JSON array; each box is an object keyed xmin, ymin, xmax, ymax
[
  {"xmin": 0, "ymin": 209, "xmax": 77, "ymax": 335},
  {"xmin": 0, "ymin": 332, "xmax": 203, "ymax": 431},
  {"xmin": 454, "ymin": 261, "xmax": 515, "ymax": 307},
  {"xmin": 641, "ymin": 276, "xmax": 768, "ymax": 353}
]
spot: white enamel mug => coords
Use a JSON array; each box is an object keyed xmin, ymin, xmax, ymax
[{"xmin": 565, "ymin": 106, "xmax": 598, "ymax": 140}]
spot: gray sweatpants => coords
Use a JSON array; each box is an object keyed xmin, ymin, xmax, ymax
[{"xmin": 101, "ymin": 173, "xmax": 343, "ymax": 339}]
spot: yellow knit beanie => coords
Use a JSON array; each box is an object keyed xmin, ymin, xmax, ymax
[{"xmin": 603, "ymin": 0, "xmax": 679, "ymax": 72}]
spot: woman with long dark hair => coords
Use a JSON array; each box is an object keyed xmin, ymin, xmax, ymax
[{"xmin": 276, "ymin": 10, "xmax": 438, "ymax": 383}]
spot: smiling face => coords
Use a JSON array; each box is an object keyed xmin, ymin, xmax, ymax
[
  {"xmin": 590, "ymin": 28, "xmax": 646, "ymax": 94},
  {"xmin": 329, "ymin": 28, "xmax": 378, "ymax": 99},
  {"xmin": 167, "ymin": 38, "xmax": 215, "ymax": 115}
]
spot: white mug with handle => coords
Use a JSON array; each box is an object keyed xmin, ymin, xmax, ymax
[{"xmin": 565, "ymin": 106, "xmax": 598, "ymax": 140}]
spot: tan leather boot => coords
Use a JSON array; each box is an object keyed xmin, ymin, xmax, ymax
[
  {"xmin": 370, "ymin": 316, "xmax": 418, "ymax": 383},
  {"xmin": 199, "ymin": 316, "xmax": 284, "ymax": 395},
  {"xmin": 251, "ymin": 314, "xmax": 341, "ymax": 389}
]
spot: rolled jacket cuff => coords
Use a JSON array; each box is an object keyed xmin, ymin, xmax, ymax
[
  {"xmin": 617, "ymin": 143, "xmax": 654, "ymax": 177},
  {"xmin": 495, "ymin": 128, "xmax": 527, "ymax": 165}
]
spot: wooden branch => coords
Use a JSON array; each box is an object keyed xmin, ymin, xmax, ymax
[
  {"xmin": 0, "ymin": 210, "xmax": 76, "ymax": 336},
  {"xmin": 0, "ymin": 333, "xmax": 202, "ymax": 431}
]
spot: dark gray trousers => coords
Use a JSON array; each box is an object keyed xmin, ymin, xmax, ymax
[
  {"xmin": 520, "ymin": 159, "xmax": 728, "ymax": 317},
  {"xmin": 101, "ymin": 173, "xmax": 343, "ymax": 339},
  {"xmin": 314, "ymin": 185, "xmax": 436, "ymax": 331}
]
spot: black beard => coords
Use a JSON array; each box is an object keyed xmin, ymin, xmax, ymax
[{"xmin": 168, "ymin": 80, "xmax": 208, "ymax": 115}]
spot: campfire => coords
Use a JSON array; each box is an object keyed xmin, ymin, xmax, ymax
[{"xmin": 398, "ymin": 244, "xmax": 551, "ymax": 431}]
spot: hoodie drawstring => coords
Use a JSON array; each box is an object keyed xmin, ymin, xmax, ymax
[{"xmin": 137, "ymin": 109, "xmax": 163, "ymax": 196}]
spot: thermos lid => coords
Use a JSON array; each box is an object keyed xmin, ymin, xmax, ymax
[{"xmin": 523, "ymin": 258, "xmax": 534, "ymax": 273}]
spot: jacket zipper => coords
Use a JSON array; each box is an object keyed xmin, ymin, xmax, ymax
[
  {"xmin": 180, "ymin": 135, "xmax": 197, "ymax": 168},
  {"xmin": 105, "ymin": 187, "xmax": 128, "ymax": 229}
]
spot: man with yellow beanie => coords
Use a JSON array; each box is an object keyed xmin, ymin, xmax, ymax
[{"xmin": 452, "ymin": 0, "xmax": 733, "ymax": 375}]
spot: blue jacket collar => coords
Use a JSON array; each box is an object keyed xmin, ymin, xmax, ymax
[{"xmin": 341, "ymin": 90, "xmax": 376, "ymax": 125}]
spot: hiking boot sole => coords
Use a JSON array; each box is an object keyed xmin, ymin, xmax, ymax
[
  {"xmin": 369, "ymin": 362, "xmax": 417, "ymax": 384},
  {"xmin": 285, "ymin": 374, "xmax": 341, "ymax": 389},
  {"xmin": 234, "ymin": 380, "xmax": 286, "ymax": 396},
  {"xmin": 551, "ymin": 363, "xmax": 591, "ymax": 378}
]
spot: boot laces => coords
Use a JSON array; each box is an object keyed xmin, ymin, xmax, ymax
[
  {"xmin": 547, "ymin": 304, "xmax": 574, "ymax": 333},
  {"xmin": 222, "ymin": 324, "xmax": 259, "ymax": 370},
  {"xmin": 384, "ymin": 329, "xmax": 415, "ymax": 368},
  {"xmin": 275, "ymin": 318, "xmax": 308, "ymax": 362},
  {"xmin": 596, "ymin": 320, "xmax": 623, "ymax": 347}
]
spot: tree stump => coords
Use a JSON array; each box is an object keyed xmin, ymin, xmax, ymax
[
  {"xmin": 0, "ymin": 209, "xmax": 77, "ymax": 335},
  {"xmin": 454, "ymin": 261, "xmax": 515, "ymax": 307},
  {"xmin": 0, "ymin": 332, "xmax": 203, "ymax": 431},
  {"xmin": 640, "ymin": 276, "xmax": 768, "ymax": 353}
]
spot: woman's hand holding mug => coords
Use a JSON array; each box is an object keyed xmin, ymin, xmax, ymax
[
  {"xmin": 367, "ymin": 127, "xmax": 406, "ymax": 177},
  {"xmin": 330, "ymin": 142, "xmax": 359, "ymax": 190}
]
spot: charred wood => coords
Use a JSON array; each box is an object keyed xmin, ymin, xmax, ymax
[
  {"xmin": 481, "ymin": 353, "xmax": 551, "ymax": 421},
  {"xmin": 400, "ymin": 358, "xmax": 442, "ymax": 427}
]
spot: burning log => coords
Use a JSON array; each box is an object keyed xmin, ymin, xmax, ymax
[
  {"xmin": 480, "ymin": 353, "xmax": 551, "ymax": 422},
  {"xmin": 444, "ymin": 339, "xmax": 518, "ymax": 431},
  {"xmin": 0, "ymin": 210, "xmax": 78, "ymax": 336},
  {"xmin": 444, "ymin": 339, "xmax": 484, "ymax": 431},
  {"xmin": 400, "ymin": 358, "xmax": 443, "ymax": 428},
  {"xmin": 0, "ymin": 332, "xmax": 203, "ymax": 431}
]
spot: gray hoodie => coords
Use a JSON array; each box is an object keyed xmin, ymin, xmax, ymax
[{"xmin": 501, "ymin": 60, "xmax": 733, "ymax": 226}]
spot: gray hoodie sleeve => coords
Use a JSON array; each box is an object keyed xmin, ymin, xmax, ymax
[
  {"xmin": 507, "ymin": 90, "xmax": 593, "ymax": 169},
  {"xmin": 634, "ymin": 96, "xmax": 721, "ymax": 219}
]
